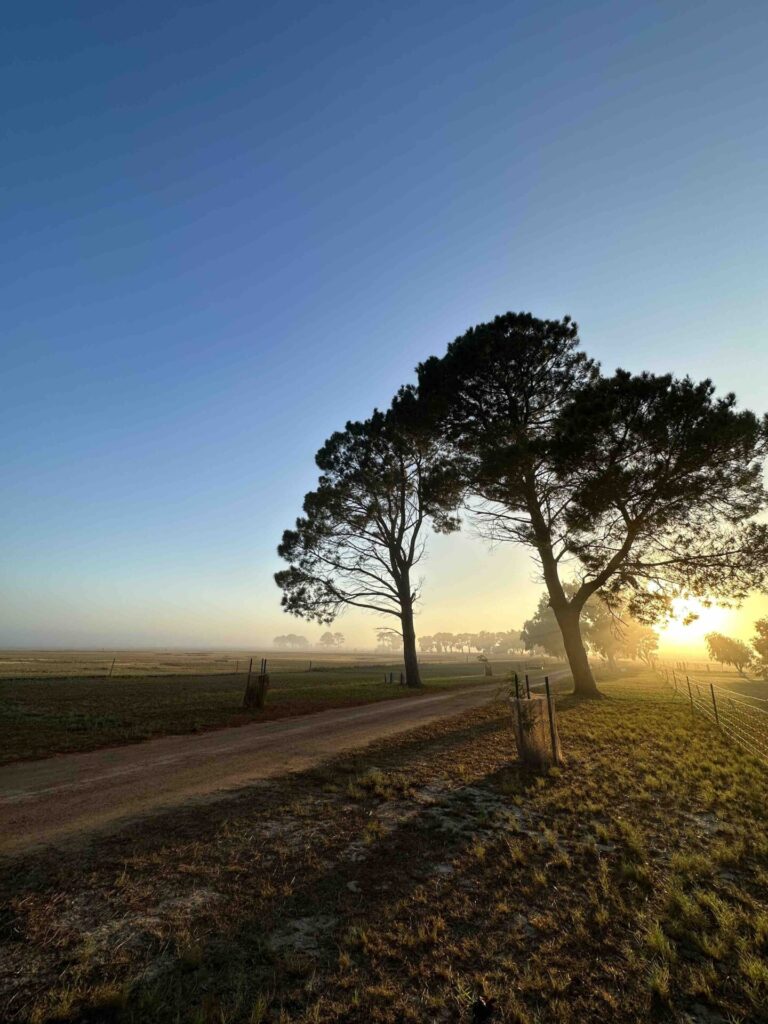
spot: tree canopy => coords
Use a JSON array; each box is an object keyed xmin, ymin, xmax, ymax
[
  {"xmin": 705, "ymin": 632, "xmax": 753, "ymax": 677},
  {"xmin": 416, "ymin": 312, "xmax": 768, "ymax": 695},
  {"xmin": 752, "ymin": 619, "xmax": 768, "ymax": 680},
  {"xmin": 275, "ymin": 401, "xmax": 461, "ymax": 686},
  {"xmin": 318, "ymin": 631, "xmax": 345, "ymax": 648},
  {"xmin": 273, "ymin": 633, "xmax": 309, "ymax": 649}
]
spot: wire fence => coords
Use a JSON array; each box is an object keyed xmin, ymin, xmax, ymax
[{"xmin": 662, "ymin": 665, "xmax": 768, "ymax": 765}]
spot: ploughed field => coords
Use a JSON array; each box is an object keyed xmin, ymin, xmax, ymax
[
  {"xmin": 0, "ymin": 652, "xmax": 547, "ymax": 764},
  {"xmin": 2, "ymin": 673, "xmax": 767, "ymax": 1023}
]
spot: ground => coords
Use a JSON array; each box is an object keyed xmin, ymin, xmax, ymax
[
  {"xmin": 2, "ymin": 671, "xmax": 767, "ymax": 1023},
  {"xmin": 0, "ymin": 656, "xmax": 539, "ymax": 764}
]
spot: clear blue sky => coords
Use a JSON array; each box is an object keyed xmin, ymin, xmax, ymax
[{"xmin": 2, "ymin": 1, "xmax": 767, "ymax": 648}]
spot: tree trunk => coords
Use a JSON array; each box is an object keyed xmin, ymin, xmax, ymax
[
  {"xmin": 400, "ymin": 602, "xmax": 422, "ymax": 688},
  {"xmin": 555, "ymin": 606, "xmax": 601, "ymax": 698}
]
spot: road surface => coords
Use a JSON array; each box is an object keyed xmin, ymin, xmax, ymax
[{"xmin": 0, "ymin": 671, "xmax": 569, "ymax": 856}]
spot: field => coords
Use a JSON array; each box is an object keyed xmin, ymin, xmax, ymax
[
  {"xmin": 670, "ymin": 665, "xmax": 768, "ymax": 704},
  {"xmin": 2, "ymin": 671, "xmax": 767, "ymax": 1023},
  {"xmin": 0, "ymin": 651, "xmax": 549, "ymax": 765}
]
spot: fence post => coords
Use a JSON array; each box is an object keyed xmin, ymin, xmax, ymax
[
  {"xmin": 525, "ymin": 673, "xmax": 531, "ymax": 698},
  {"xmin": 514, "ymin": 672, "xmax": 520, "ymax": 700},
  {"xmin": 710, "ymin": 683, "xmax": 720, "ymax": 728},
  {"xmin": 544, "ymin": 676, "xmax": 559, "ymax": 764},
  {"xmin": 686, "ymin": 675, "xmax": 693, "ymax": 710}
]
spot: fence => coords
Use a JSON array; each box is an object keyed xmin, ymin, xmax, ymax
[{"xmin": 663, "ymin": 666, "xmax": 768, "ymax": 765}]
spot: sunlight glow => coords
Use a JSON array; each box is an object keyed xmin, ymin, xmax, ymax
[{"xmin": 658, "ymin": 598, "xmax": 730, "ymax": 649}]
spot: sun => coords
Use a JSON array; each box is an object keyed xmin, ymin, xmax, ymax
[{"xmin": 658, "ymin": 598, "xmax": 731, "ymax": 649}]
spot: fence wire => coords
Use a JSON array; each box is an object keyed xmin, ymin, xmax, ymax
[{"xmin": 664, "ymin": 668, "xmax": 768, "ymax": 765}]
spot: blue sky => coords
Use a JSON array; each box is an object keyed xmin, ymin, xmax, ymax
[{"xmin": 2, "ymin": 1, "xmax": 767, "ymax": 649}]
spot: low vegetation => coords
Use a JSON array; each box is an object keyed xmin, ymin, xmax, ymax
[{"xmin": 2, "ymin": 672, "xmax": 767, "ymax": 1023}]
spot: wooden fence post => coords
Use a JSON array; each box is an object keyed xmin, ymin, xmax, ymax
[{"xmin": 710, "ymin": 683, "xmax": 720, "ymax": 727}]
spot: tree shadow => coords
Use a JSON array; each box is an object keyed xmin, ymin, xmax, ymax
[{"xmin": 8, "ymin": 704, "xmax": 560, "ymax": 1023}]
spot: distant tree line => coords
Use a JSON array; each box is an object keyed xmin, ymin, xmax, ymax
[
  {"xmin": 276, "ymin": 312, "xmax": 768, "ymax": 695},
  {"xmin": 273, "ymin": 633, "xmax": 309, "ymax": 649},
  {"xmin": 417, "ymin": 630, "xmax": 524, "ymax": 655},
  {"xmin": 272, "ymin": 631, "xmax": 345, "ymax": 650}
]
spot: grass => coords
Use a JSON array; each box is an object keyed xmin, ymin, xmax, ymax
[
  {"xmin": 2, "ymin": 671, "xmax": 767, "ymax": 1022},
  {"xmin": 0, "ymin": 659, "xmax": 540, "ymax": 765},
  {"xmin": 0, "ymin": 650, "xmax": 548, "ymax": 680},
  {"xmin": 667, "ymin": 664, "xmax": 768, "ymax": 702}
]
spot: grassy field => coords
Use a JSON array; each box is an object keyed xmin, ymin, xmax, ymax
[
  {"xmin": 673, "ymin": 666, "xmax": 768, "ymax": 703},
  {"xmin": 0, "ymin": 650, "xmax": 548, "ymax": 679},
  {"xmin": 2, "ymin": 672, "xmax": 767, "ymax": 1023},
  {"xmin": 0, "ymin": 657, "xmax": 545, "ymax": 765}
]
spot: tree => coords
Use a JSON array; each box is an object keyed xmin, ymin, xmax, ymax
[
  {"xmin": 275, "ymin": 400, "xmax": 461, "ymax": 687},
  {"xmin": 523, "ymin": 587, "xmax": 659, "ymax": 668},
  {"xmin": 417, "ymin": 312, "xmax": 768, "ymax": 697},
  {"xmin": 495, "ymin": 629, "xmax": 524, "ymax": 655},
  {"xmin": 375, "ymin": 628, "xmax": 401, "ymax": 652},
  {"xmin": 418, "ymin": 635, "xmax": 435, "ymax": 653},
  {"xmin": 620, "ymin": 619, "xmax": 659, "ymax": 667},
  {"xmin": 521, "ymin": 595, "xmax": 566, "ymax": 658},
  {"xmin": 582, "ymin": 600, "xmax": 659, "ymax": 669},
  {"xmin": 318, "ymin": 631, "xmax": 345, "ymax": 648},
  {"xmin": 706, "ymin": 632, "xmax": 752, "ymax": 677},
  {"xmin": 433, "ymin": 631, "xmax": 457, "ymax": 653},
  {"xmin": 454, "ymin": 632, "xmax": 473, "ymax": 653},
  {"xmin": 273, "ymin": 633, "xmax": 309, "ymax": 649},
  {"xmin": 751, "ymin": 619, "xmax": 768, "ymax": 680},
  {"xmin": 580, "ymin": 598, "xmax": 626, "ymax": 670}
]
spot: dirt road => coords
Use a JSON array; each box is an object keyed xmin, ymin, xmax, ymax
[
  {"xmin": 0, "ymin": 672, "xmax": 569, "ymax": 856},
  {"xmin": 0, "ymin": 682, "xmax": 506, "ymax": 855}
]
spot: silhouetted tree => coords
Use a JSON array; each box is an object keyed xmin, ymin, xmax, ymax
[
  {"xmin": 752, "ymin": 619, "xmax": 768, "ymax": 680},
  {"xmin": 318, "ymin": 631, "xmax": 345, "ymax": 648},
  {"xmin": 375, "ymin": 627, "xmax": 401, "ymax": 653},
  {"xmin": 273, "ymin": 633, "xmax": 309, "ymax": 649},
  {"xmin": 706, "ymin": 632, "xmax": 752, "ymax": 678},
  {"xmin": 417, "ymin": 312, "xmax": 768, "ymax": 696},
  {"xmin": 521, "ymin": 595, "xmax": 567, "ymax": 658},
  {"xmin": 275, "ymin": 400, "xmax": 461, "ymax": 687},
  {"xmin": 432, "ymin": 631, "xmax": 457, "ymax": 653}
]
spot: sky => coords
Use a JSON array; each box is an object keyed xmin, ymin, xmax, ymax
[{"xmin": 2, "ymin": 1, "xmax": 767, "ymax": 654}]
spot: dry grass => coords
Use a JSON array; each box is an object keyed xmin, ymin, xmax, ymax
[{"xmin": 2, "ymin": 672, "xmax": 767, "ymax": 1023}]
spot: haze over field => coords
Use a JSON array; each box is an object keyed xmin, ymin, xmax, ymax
[{"xmin": 2, "ymin": 1, "xmax": 767, "ymax": 656}]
